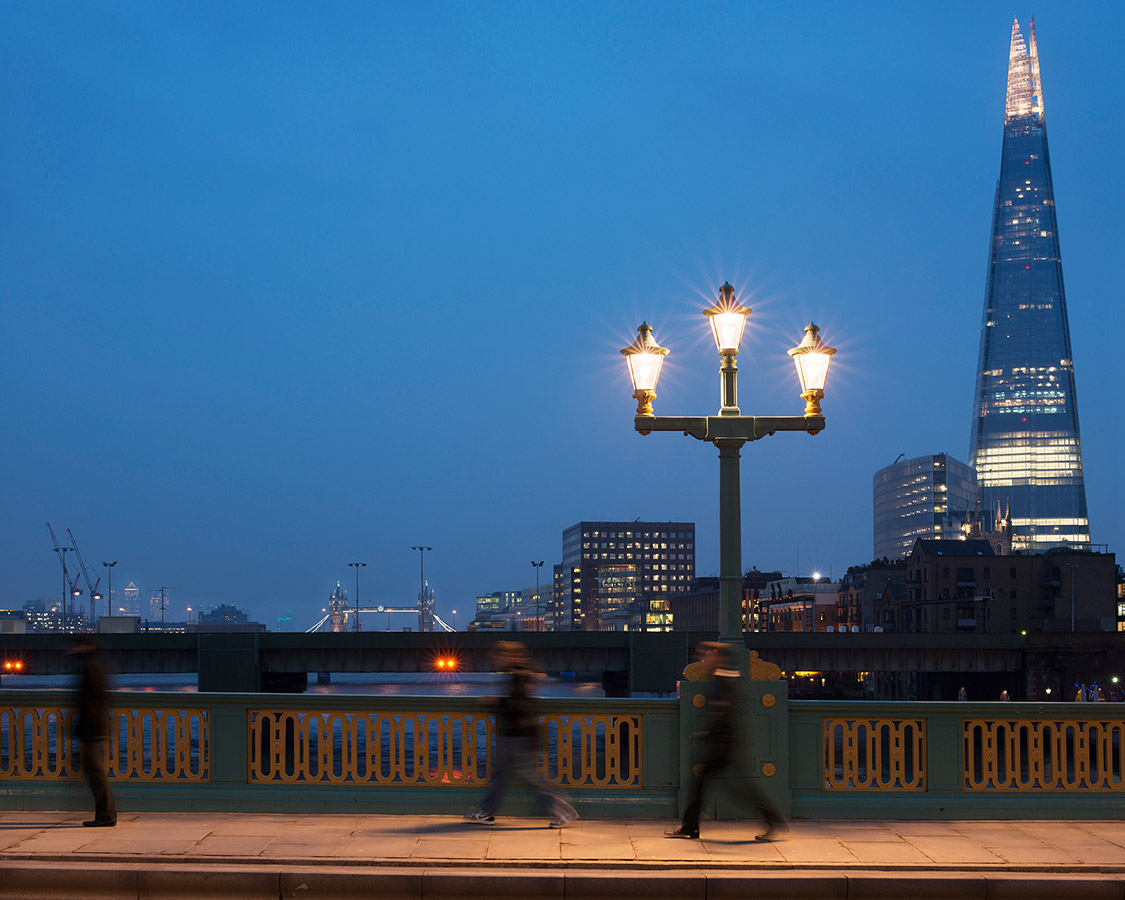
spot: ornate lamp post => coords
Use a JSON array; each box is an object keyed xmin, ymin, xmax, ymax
[{"xmin": 622, "ymin": 282, "xmax": 835, "ymax": 650}]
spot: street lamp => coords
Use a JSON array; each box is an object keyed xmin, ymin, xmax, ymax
[
  {"xmin": 621, "ymin": 323, "xmax": 669, "ymax": 417},
  {"xmin": 411, "ymin": 546, "xmax": 432, "ymax": 631},
  {"xmin": 348, "ymin": 562, "xmax": 366, "ymax": 633},
  {"xmin": 102, "ymin": 561, "xmax": 117, "ymax": 618},
  {"xmin": 1066, "ymin": 563, "xmax": 1079, "ymax": 632},
  {"xmin": 531, "ymin": 560, "xmax": 544, "ymax": 632},
  {"xmin": 622, "ymin": 282, "xmax": 835, "ymax": 651},
  {"xmin": 452, "ymin": 609, "xmax": 457, "ymax": 631},
  {"xmin": 787, "ymin": 322, "xmax": 836, "ymax": 416}
]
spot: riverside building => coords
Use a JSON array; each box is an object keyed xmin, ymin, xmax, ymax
[{"xmin": 552, "ymin": 520, "xmax": 695, "ymax": 631}]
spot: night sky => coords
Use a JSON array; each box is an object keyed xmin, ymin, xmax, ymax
[{"xmin": 3, "ymin": 2, "xmax": 1122, "ymax": 630}]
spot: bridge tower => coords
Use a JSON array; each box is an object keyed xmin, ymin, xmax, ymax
[
  {"xmin": 328, "ymin": 582, "xmax": 348, "ymax": 633},
  {"xmin": 419, "ymin": 582, "xmax": 435, "ymax": 632}
]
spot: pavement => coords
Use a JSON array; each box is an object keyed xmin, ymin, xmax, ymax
[{"xmin": 2, "ymin": 810, "xmax": 1125, "ymax": 898}]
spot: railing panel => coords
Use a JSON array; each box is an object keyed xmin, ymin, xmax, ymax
[
  {"xmin": 247, "ymin": 708, "xmax": 641, "ymax": 788},
  {"xmin": 823, "ymin": 717, "xmax": 925, "ymax": 790},
  {"xmin": 0, "ymin": 704, "xmax": 208, "ymax": 781},
  {"xmin": 964, "ymin": 717, "xmax": 1125, "ymax": 790}
]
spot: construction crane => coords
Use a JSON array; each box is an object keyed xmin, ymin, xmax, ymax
[
  {"xmin": 66, "ymin": 527, "xmax": 103, "ymax": 618},
  {"xmin": 46, "ymin": 523, "xmax": 83, "ymax": 627}
]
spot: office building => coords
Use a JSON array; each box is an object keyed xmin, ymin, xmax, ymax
[
  {"xmin": 553, "ymin": 521, "xmax": 695, "ymax": 631},
  {"xmin": 669, "ymin": 568, "xmax": 784, "ymax": 633},
  {"xmin": 121, "ymin": 582, "xmax": 140, "ymax": 617},
  {"xmin": 968, "ymin": 20, "xmax": 1090, "ymax": 551},
  {"xmin": 22, "ymin": 597, "xmax": 64, "ymax": 632},
  {"xmin": 837, "ymin": 560, "xmax": 908, "ymax": 632},
  {"xmin": 873, "ymin": 539, "xmax": 1116, "ymax": 634},
  {"xmin": 873, "ymin": 454, "xmax": 977, "ymax": 560},
  {"xmin": 761, "ymin": 577, "xmax": 842, "ymax": 632}
]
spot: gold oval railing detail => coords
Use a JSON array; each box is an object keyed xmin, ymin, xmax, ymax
[
  {"xmin": 964, "ymin": 718, "xmax": 1125, "ymax": 790},
  {"xmin": 823, "ymin": 717, "xmax": 925, "ymax": 790},
  {"xmin": 0, "ymin": 705, "xmax": 208, "ymax": 781},
  {"xmin": 247, "ymin": 709, "xmax": 642, "ymax": 787}
]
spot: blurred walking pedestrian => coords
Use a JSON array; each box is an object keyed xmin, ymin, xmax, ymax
[
  {"xmin": 666, "ymin": 642, "xmax": 784, "ymax": 842},
  {"xmin": 464, "ymin": 641, "xmax": 577, "ymax": 828},
  {"xmin": 71, "ymin": 635, "xmax": 116, "ymax": 827}
]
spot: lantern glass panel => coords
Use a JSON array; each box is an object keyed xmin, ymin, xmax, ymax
[
  {"xmin": 710, "ymin": 311, "xmax": 748, "ymax": 354},
  {"xmin": 628, "ymin": 352, "xmax": 664, "ymax": 393}
]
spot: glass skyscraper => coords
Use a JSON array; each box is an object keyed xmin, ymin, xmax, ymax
[
  {"xmin": 873, "ymin": 453, "xmax": 977, "ymax": 561},
  {"xmin": 969, "ymin": 19, "xmax": 1090, "ymax": 551}
]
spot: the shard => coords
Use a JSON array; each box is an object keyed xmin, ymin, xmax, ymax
[{"xmin": 968, "ymin": 19, "xmax": 1090, "ymax": 551}]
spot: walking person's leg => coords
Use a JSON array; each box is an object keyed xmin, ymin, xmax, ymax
[
  {"xmin": 667, "ymin": 756, "xmax": 722, "ymax": 838},
  {"xmin": 81, "ymin": 738, "xmax": 116, "ymax": 826},
  {"xmin": 744, "ymin": 778, "xmax": 785, "ymax": 840},
  {"xmin": 523, "ymin": 736, "xmax": 576, "ymax": 826},
  {"xmin": 467, "ymin": 734, "xmax": 514, "ymax": 823},
  {"xmin": 723, "ymin": 756, "xmax": 785, "ymax": 841}
]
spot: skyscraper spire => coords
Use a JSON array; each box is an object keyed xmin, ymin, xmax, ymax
[
  {"xmin": 1005, "ymin": 18, "xmax": 1043, "ymax": 125},
  {"xmin": 969, "ymin": 20, "xmax": 1090, "ymax": 552}
]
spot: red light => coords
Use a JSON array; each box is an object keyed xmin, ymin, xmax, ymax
[
  {"xmin": 3, "ymin": 662, "xmax": 10, "ymax": 671},
  {"xmin": 14, "ymin": 661, "xmax": 21, "ymax": 670}
]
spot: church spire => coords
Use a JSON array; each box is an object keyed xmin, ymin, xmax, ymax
[{"xmin": 1005, "ymin": 18, "xmax": 1044, "ymax": 125}]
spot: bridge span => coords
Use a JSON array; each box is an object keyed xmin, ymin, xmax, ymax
[{"xmin": 2, "ymin": 631, "xmax": 1120, "ymax": 696}]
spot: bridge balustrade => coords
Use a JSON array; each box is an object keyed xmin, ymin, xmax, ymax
[
  {"xmin": 0, "ymin": 691, "xmax": 676, "ymax": 818},
  {"xmin": 3, "ymin": 689, "xmax": 1125, "ymax": 819}
]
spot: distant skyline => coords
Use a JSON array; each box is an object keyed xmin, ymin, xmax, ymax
[{"xmin": 2, "ymin": 3, "xmax": 1122, "ymax": 630}]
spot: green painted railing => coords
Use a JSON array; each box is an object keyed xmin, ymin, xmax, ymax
[
  {"xmin": 3, "ymin": 687, "xmax": 1125, "ymax": 819},
  {"xmin": 0, "ymin": 691, "xmax": 678, "ymax": 817},
  {"xmin": 790, "ymin": 699, "xmax": 1125, "ymax": 819}
]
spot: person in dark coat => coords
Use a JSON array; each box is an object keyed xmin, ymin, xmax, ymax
[
  {"xmin": 464, "ymin": 641, "xmax": 577, "ymax": 828},
  {"xmin": 71, "ymin": 635, "xmax": 116, "ymax": 827},
  {"xmin": 666, "ymin": 642, "xmax": 784, "ymax": 841}
]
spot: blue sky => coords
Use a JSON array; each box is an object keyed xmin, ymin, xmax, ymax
[{"xmin": 2, "ymin": 2, "xmax": 1122, "ymax": 629}]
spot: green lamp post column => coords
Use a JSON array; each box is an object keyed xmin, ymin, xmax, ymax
[{"xmin": 622, "ymin": 282, "xmax": 836, "ymax": 661}]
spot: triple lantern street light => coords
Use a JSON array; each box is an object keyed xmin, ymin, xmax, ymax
[{"xmin": 621, "ymin": 282, "xmax": 836, "ymax": 651}]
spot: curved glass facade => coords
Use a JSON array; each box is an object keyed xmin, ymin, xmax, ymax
[
  {"xmin": 873, "ymin": 454, "xmax": 977, "ymax": 560},
  {"xmin": 969, "ymin": 19, "xmax": 1090, "ymax": 551}
]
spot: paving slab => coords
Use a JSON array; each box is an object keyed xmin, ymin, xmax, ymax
[
  {"xmin": 414, "ymin": 837, "xmax": 490, "ymax": 859},
  {"xmin": 262, "ymin": 837, "xmax": 348, "ymax": 858},
  {"xmin": 900, "ymin": 834, "xmax": 1004, "ymax": 864},
  {"xmin": 335, "ymin": 834, "xmax": 419, "ymax": 858},
  {"xmin": 838, "ymin": 840, "xmax": 934, "ymax": 865},
  {"xmin": 775, "ymin": 840, "xmax": 860, "ymax": 864},
  {"xmin": 189, "ymin": 835, "xmax": 274, "ymax": 856}
]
